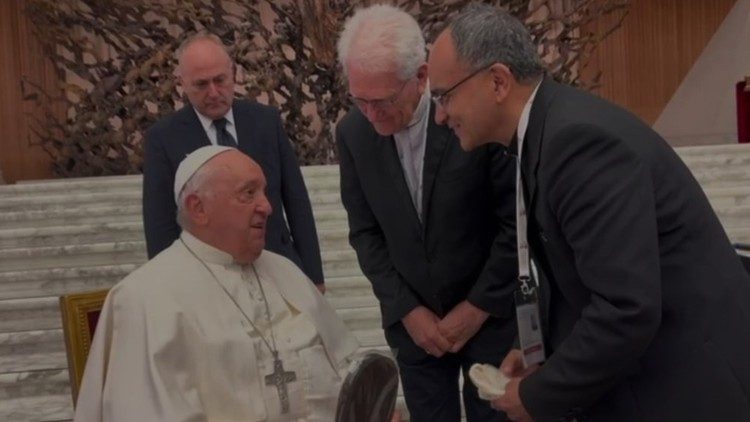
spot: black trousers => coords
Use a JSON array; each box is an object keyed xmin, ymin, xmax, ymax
[{"xmin": 385, "ymin": 315, "xmax": 516, "ymax": 422}]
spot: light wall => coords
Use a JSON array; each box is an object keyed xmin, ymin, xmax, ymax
[{"xmin": 582, "ymin": 0, "xmax": 736, "ymax": 124}]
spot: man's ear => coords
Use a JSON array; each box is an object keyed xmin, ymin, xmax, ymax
[
  {"xmin": 185, "ymin": 193, "xmax": 208, "ymax": 226},
  {"xmin": 488, "ymin": 63, "xmax": 513, "ymax": 103},
  {"xmin": 416, "ymin": 63, "xmax": 429, "ymax": 93}
]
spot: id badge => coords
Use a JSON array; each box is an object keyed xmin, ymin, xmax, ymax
[{"xmin": 514, "ymin": 288, "xmax": 545, "ymax": 367}]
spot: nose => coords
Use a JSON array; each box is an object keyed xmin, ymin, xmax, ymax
[
  {"xmin": 257, "ymin": 192, "xmax": 272, "ymax": 217},
  {"xmin": 361, "ymin": 103, "xmax": 382, "ymax": 122},
  {"xmin": 434, "ymin": 102, "xmax": 448, "ymax": 125},
  {"xmin": 206, "ymin": 82, "xmax": 220, "ymax": 98}
]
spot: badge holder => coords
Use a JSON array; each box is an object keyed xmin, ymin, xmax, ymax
[{"xmin": 515, "ymin": 277, "xmax": 545, "ymax": 367}]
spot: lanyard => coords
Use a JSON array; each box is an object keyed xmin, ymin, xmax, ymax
[{"xmin": 515, "ymin": 136, "xmax": 536, "ymax": 295}]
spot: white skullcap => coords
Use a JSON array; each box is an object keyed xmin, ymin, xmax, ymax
[{"xmin": 174, "ymin": 145, "xmax": 234, "ymax": 204}]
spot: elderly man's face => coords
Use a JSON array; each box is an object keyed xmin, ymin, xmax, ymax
[
  {"xmin": 346, "ymin": 64, "xmax": 427, "ymax": 136},
  {"xmin": 203, "ymin": 151, "xmax": 272, "ymax": 264},
  {"xmin": 179, "ymin": 39, "xmax": 235, "ymax": 120},
  {"xmin": 428, "ymin": 30, "xmax": 499, "ymax": 151}
]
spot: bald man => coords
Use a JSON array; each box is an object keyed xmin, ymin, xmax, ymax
[{"xmin": 142, "ymin": 32, "xmax": 324, "ymax": 291}]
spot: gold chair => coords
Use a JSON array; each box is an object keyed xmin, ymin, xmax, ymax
[{"xmin": 59, "ymin": 289, "xmax": 109, "ymax": 405}]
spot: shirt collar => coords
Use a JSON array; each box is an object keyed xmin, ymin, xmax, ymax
[
  {"xmin": 513, "ymin": 80, "xmax": 542, "ymax": 155},
  {"xmin": 405, "ymin": 81, "xmax": 431, "ymax": 130},
  {"xmin": 194, "ymin": 106, "xmax": 235, "ymax": 133},
  {"xmin": 180, "ymin": 230, "xmax": 235, "ymax": 266}
]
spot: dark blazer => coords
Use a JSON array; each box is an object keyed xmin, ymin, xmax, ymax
[
  {"xmin": 142, "ymin": 100, "xmax": 323, "ymax": 282},
  {"xmin": 337, "ymin": 104, "xmax": 518, "ymax": 328},
  {"xmin": 518, "ymin": 78, "xmax": 750, "ymax": 421}
]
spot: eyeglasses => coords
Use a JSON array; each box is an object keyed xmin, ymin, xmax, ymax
[
  {"xmin": 350, "ymin": 79, "xmax": 411, "ymax": 111},
  {"xmin": 431, "ymin": 64, "xmax": 491, "ymax": 107}
]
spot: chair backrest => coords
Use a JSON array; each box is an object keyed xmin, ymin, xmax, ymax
[{"xmin": 59, "ymin": 289, "xmax": 109, "ymax": 406}]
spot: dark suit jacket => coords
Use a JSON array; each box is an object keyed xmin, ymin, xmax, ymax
[
  {"xmin": 142, "ymin": 100, "xmax": 323, "ymax": 282},
  {"xmin": 518, "ymin": 78, "xmax": 750, "ymax": 421},
  {"xmin": 337, "ymin": 104, "xmax": 518, "ymax": 330}
]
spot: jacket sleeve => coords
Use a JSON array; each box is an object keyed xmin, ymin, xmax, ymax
[
  {"xmin": 336, "ymin": 124, "xmax": 420, "ymax": 327},
  {"xmin": 142, "ymin": 127, "xmax": 180, "ymax": 259},
  {"xmin": 273, "ymin": 111, "xmax": 325, "ymax": 283},
  {"xmin": 466, "ymin": 145, "xmax": 519, "ymax": 317},
  {"xmin": 519, "ymin": 124, "xmax": 661, "ymax": 421}
]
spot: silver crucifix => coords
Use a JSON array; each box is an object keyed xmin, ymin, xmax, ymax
[{"xmin": 264, "ymin": 352, "xmax": 297, "ymax": 414}]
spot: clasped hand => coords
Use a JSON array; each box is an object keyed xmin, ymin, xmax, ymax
[{"xmin": 402, "ymin": 301, "xmax": 489, "ymax": 357}]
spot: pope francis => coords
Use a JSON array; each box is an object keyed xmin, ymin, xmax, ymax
[{"xmin": 74, "ymin": 146, "xmax": 360, "ymax": 421}]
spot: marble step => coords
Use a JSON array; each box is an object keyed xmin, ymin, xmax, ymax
[
  {"xmin": 674, "ymin": 143, "xmax": 750, "ymax": 158},
  {"xmin": 714, "ymin": 205, "xmax": 750, "ymax": 228},
  {"xmin": 0, "ymin": 241, "xmax": 148, "ymax": 272},
  {"xmin": 0, "ymin": 189, "xmax": 343, "ymax": 212},
  {"xmin": 0, "ymin": 275, "xmax": 375, "ymax": 333},
  {"xmin": 0, "ymin": 166, "xmax": 341, "ymax": 196},
  {"xmin": 0, "ymin": 223, "xmax": 350, "ymax": 252},
  {"xmin": 727, "ymin": 227, "xmax": 750, "ymax": 244},
  {"xmin": 686, "ymin": 167, "xmax": 750, "ymax": 188},
  {"xmin": 678, "ymin": 150, "xmax": 750, "ymax": 168},
  {"xmin": 0, "ymin": 222, "xmax": 146, "ymax": 249},
  {"xmin": 704, "ymin": 185, "xmax": 750, "ymax": 208},
  {"xmin": 0, "ymin": 393, "xmax": 72, "ymax": 422},
  {"xmin": 0, "ymin": 204, "xmax": 143, "ymax": 229},
  {"xmin": 0, "ymin": 203, "xmax": 349, "ymax": 230},
  {"xmin": 0, "ymin": 368, "xmax": 70, "ymax": 400},
  {"xmin": 0, "ymin": 240, "xmax": 361, "ymax": 275},
  {"xmin": 0, "ymin": 264, "xmax": 139, "ymax": 301}
]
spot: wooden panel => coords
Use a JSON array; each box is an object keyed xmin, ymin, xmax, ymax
[
  {"xmin": 0, "ymin": 0, "xmax": 57, "ymax": 184},
  {"xmin": 582, "ymin": 0, "xmax": 737, "ymax": 124}
]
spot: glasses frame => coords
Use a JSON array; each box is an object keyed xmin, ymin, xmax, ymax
[
  {"xmin": 431, "ymin": 64, "xmax": 492, "ymax": 107},
  {"xmin": 350, "ymin": 78, "xmax": 412, "ymax": 111}
]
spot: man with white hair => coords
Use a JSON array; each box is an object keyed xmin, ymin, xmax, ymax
[
  {"xmin": 75, "ymin": 146, "xmax": 359, "ymax": 421},
  {"xmin": 336, "ymin": 5, "xmax": 518, "ymax": 421}
]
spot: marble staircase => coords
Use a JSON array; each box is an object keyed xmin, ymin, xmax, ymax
[{"xmin": 1, "ymin": 144, "xmax": 749, "ymax": 421}]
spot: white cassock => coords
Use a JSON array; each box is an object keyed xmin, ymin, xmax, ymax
[{"xmin": 74, "ymin": 231, "xmax": 360, "ymax": 421}]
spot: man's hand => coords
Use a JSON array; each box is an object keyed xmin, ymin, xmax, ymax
[
  {"xmin": 402, "ymin": 306, "xmax": 452, "ymax": 357},
  {"xmin": 491, "ymin": 349, "xmax": 539, "ymax": 421},
  {"xmin": 315, "ymin": 283, "xmax": 326, "ymax": 294},
  {"xmin": 492, "ymin": 377, "xmax": 533, "ymax": 421},
  {"xmin": 437, "ymin": 300, "xmax": 489, "ymax": 353}
]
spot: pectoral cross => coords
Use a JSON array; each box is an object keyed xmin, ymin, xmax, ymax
[{"xmin": 264, "ymin": 352, "xmax": 297, "ymax": 414}]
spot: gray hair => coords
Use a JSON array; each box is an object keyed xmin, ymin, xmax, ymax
[
  {"xmin": 176, "ymin": 32, "xmax": 232, "ymax": 76},
  {"xmin": 337, "ymin": 4, "xmax": 426, "ymax": 80},
  {"xmin": 175, "ymin": 163, "xmax": 219, "ymax": 229},
  {"xmin": 448, "ymin": 3, "xmax": 544, "ymax": 82}
]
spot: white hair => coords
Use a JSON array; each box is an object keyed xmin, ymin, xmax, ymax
[{"xmin": 337, "ymin": 4, "xmax": 426, "ymax": 80}]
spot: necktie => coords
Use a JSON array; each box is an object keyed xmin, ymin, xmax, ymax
[{"xmin": 213, "ymin": 118, "xmax": 237, "ymax": 147}]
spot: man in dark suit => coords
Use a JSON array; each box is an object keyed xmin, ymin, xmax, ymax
[
  {"xmin": 429, "ymin": 4, "xmax": 750, "ymax": 421},
  {"xmin": 143, "ymin": 32, "xmax": 324, "ymax": 289},
  {"xmin": 336, "ymin": 5, "xmax": 518, "ymax": 421}
]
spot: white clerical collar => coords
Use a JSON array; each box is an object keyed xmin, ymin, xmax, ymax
[
  {"xmin": 403, "ymin": 81, "xmax": 431, "ymax": 132},
  {"xmin": 180, "ymin": 230, "xmax": 235, "ymax": 266},
  {"xmin": 194, "ymin": 106, "xmax": 235, "ymax": 133},
  {"xmin": 516, "ymin": 80, "xmax": 542, "ymax": 144}
]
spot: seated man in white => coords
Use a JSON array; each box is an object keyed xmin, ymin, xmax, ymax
[{"xmin": 74, "ymin": 146, "xmax": 360, "ymax": 421}]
